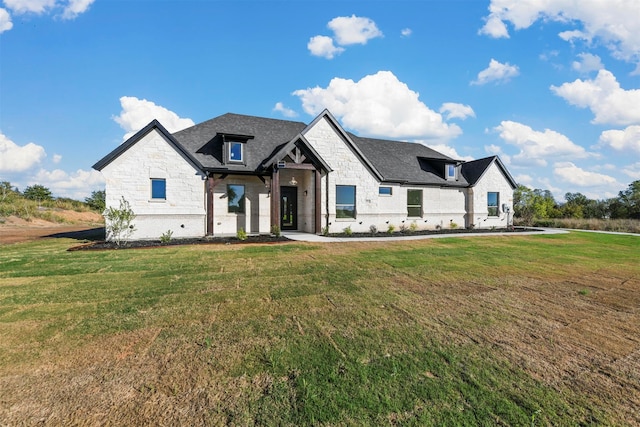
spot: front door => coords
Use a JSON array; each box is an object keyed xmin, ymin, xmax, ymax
[{"xmin": 280, "ymin": 186, "xmax": 298, "ymax": 230}]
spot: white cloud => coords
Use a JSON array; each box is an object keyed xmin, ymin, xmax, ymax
[
  {"xmin": 423, "ymin": 143, "xmax": 473, "ymax": 161},
  {"xmin": 113, "ymin": 96, "xmax": 195, "ymax": 141},
  {"xmin": 327, "ymin": 15, "xmax": 382, "ymax": 45},
  {"xmin": 622, "ymin": 162, "xmax": 640, "ymax": 179},
  {"xmin": 471, "ymin": 59, "xmax": 519, "ymax": 85},
  {"xmin": 273, "ymin": 102, "xmax": 298, "ymax": 118},
  {"xmin": 598, "ymin": 126, "xmax": 640, "ymax": 153},
  {"xmin": 293, "ymin": 70, "xmax": 462, "ymax": 141},
  {"xmin": 479, "ymin": 1, "xmax": 640, "ymax": 66},
  {"xmin": 308, "ymin": 15, "xmax": 382, "ymax": 59},
  {"xmin": 52, "ymin": 154, "xmax": 62, "ymax": 163},
  {"xmin": 4, "ymin": 0, "xmax": 55, "ymax": 14},
  {"xmin": 61, "ymin": 0, "xmax": 94, "ymax": 20},
  {"xmin": 553, "ymin": 162, "xmax": 618, "ymax": 187},
  {"xmin": 308, "ymin": 35, "xmax": 344, "ymax": 59},
  {"xmin": 514, "ymin": 174, "xmax": 533, "ymax": 185},
  {"xmin": 494, "ymin": 121, "xmax": 589, "ymax": 167},
  {"xmin": 479, "ymin": 14, "xmax": 509, "ymax": 38},
  {"xmin": 0, "ymin": 132, "xmax": 46, "ymax": 173},
  {"xmin": 572, "ymin": 53, "xmax": 604, "ymax": 73},
  {"xmin": 484, "ymin": 143, "xmax": 511, "ymax": 164},
  {"xmin": 551, "ymin": 69, "xmax": 640, "ymax": 126},
  {"xmin": 401, "ymin": 28, "xmax": 412, "ymax": 37},
  {"xmin": 32, "ymin": 168, "xmax": 104, "ymax": 199},
  {"xmin": 439, "ymin": 103, "xmax": 475, "ymax": 120},
  {"xmin": 1, "ymin": 0, "xmax": 93, "ymax": 33},
  {"xmin": 0, "ymin": 8, "xmax": 13, "ymax": 32}
]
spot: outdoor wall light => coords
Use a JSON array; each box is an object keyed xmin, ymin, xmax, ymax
[{"xmin": 289, "ymin": 176, "xmax": 298, "ymax": 186}]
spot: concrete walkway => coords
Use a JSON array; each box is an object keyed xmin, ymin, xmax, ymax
[{"xmin": 282, "ymin": 228, "xmax": 569, "ymax": 243}]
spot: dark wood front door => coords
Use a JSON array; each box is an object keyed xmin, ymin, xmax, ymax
[{"xmin": 280, "ymin": 186, "xmax": 298, "ymax": 230}]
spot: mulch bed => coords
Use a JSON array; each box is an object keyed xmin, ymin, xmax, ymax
[
  {"xmin": 70, "ymin": 227, "xmax": 539, "ymax": 251},
  {"xmin": 328, "ymin": 226, "xmax": 538, "ymax": 238},
  {"xmin": 70, "ymin": 234, "xmax": 291, "ymax": 251}
]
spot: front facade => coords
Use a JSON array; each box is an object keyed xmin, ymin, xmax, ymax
[{"xmin": 93, "ymin": 110, "xmax": 516, "ymax": 240}]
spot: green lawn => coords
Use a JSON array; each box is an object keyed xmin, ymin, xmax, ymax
[{"xmin": 0, "ymin": 232, "xmax": 638, "ymax": 425}]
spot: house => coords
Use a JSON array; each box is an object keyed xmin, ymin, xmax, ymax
[{"xmin": 93, "ymin": 109, "xmax": 516, "ymax": 240}]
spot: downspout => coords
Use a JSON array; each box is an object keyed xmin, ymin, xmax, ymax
[{"xmin": 467, "ymin": 187, "xmax": 474, "ymax": 228}]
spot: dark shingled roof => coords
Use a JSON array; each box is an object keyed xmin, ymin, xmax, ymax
[
  {"xmin": 93, "ymin": 111, "xmax": 515, "ymax": 189},
  {"xmin": 171, "ymin": 113, "xmax": 307, "ymax": 173},
  {"xmin": 461, "ymin": 156, "xmax": 517, "ymax": 188},
  {"xmin": 351, "ymin": 134, "xmax": 469, "ymax": 186}
]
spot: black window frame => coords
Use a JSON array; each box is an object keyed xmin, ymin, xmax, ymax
[
  {"xmin": 336, "ymin": 185, "xmax": 356, "ymax": 219},
  {"xmin": 407, "ymin": 189, "xmax": 423, "ymax": 217},
  {"xmin": 227, "ymin": 184, "xmax": 246, "ymax": 214},
  {"xmin": 488, "ymin": 192, "xmax": 500, "ymax": 217}
]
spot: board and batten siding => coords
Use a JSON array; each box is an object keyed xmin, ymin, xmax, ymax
[{"xmin": 101, "ymin": 129, "xmax": 206, "ymax": 240}]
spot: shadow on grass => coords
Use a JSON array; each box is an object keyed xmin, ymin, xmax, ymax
[{"xmin": 46, "ymin": 227, "xmax": 106, "ymax": 241}]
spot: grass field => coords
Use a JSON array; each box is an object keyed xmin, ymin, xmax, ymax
[{"xmin": 0, "ymin": 232, "xmax": 638, "ymax": 425}]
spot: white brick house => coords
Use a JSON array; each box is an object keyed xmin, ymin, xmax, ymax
[{"xmin": 93, "ymin": 110, "xmax": 516, "ymax": 240}]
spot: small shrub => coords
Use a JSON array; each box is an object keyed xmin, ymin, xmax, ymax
[
  {"xmin": 322, "ymin": 225, "xmax": 330, "ymax": 236},
  {"xmin": 578, "ymin": 289, "xmax": 590, "ymax": 296},
  {"xmin": 387, "ymin": 224, "xmax": 395, "ymax": 234},
  {"xmin": 409, "ymin": 221, "xmax": 418, "ymax": 232},
  {"xmin": 237, "ymin": 227, "xmax": 247, "ymax": 241},
  {"xmin": 160, "ymin": 229, "xmax": 173, "ymax": 244},
  {"xmin": 104, "ymin": 197, "xmax": 136, "ymax": 246},
  {"xmin": 399, "ymin": 223, "xmax": 408, "ymax": 232},
  {"xmin": 343, "ymin": 225, "xmax": 352, "ymax": 236},
  {"xmin": 435, "ymin": 224, "xmax": 442, "ymax": 231},
  {"xmin": 270, "ymin": 224, "xmax": 281, "ymax": 237},
  {"xmin": 369, "ymin": 224, "xmax": 378, "ymax": 234},
  {"xmin": 450, "ymin": 222, "xmax": 458, "ymax": 229}
]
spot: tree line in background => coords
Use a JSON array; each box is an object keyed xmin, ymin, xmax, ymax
[
  {"xmin": 514, "ymin": 180, "xmax": 640, "ymax": 224},
  {"xmin": 0, "ymin": 181, "xmax": 105, "ymax": 214}
]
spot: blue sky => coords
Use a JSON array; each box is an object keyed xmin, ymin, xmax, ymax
[{"xmin": 1, "ymin": 0, "xmax": 639, "ymax": 200}]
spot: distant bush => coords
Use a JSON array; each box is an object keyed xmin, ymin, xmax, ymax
[{"xmin": 516, "ymin": 217, "xmax": 640, "ymax": 234}]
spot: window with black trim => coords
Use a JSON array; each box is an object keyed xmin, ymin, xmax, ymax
[
  {"xmin": 151, "ymin": 178, "xmax": 166, "ymax": 200},
  {"xmin": 379, "ymin": 186, "xmax": 392, "ymax": 196},
  {"xmin": 488, "ymin": 192, "xmax": 500, "ymax": 216},
  {"xmin": 228, "ymin": 184, "xmax": 245, "ymax": 213},
  {"xmin": 407, "ymin": 189, "xmax": 423, "ymax": 217},
  {"xmin": 336, "ymin": 185, "xmax": 356, "ymax": 219}
]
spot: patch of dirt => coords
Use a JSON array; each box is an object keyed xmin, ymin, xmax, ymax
[{"xmin": 0, "ymin": 211, "xmax": 103, "ymax": 244}]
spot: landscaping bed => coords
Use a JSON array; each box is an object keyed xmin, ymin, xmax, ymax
[
  {"xmin": 71, "ymin": 234, "xmax": 291, "ymax": 250},
  {"xmin": 328, "ymin": 226, "xmax": 537, "ymax": 238}
]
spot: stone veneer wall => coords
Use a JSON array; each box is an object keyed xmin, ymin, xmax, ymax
[
  {"xmin": 303, "ymin": 116, "xmax": 473, "ymax": 233},
  {"xmin": 470, "ymin": 161, "xmax": 514, "ymax": 228},
  {"xmin": 100, "ymin": 129, "xmax": 206, "ymax": 240}
]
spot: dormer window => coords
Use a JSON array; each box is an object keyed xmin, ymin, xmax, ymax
[
  {"xmin": 220, "ymin": 133, "xmax": 253, "ymax": 165},
  {"xmin": 446, "ymin": 164, "xmax": 457, "ymax": 181},
  {"xmin": 229, "ymin": 141, "xmax": 243, "ymax": 163}
]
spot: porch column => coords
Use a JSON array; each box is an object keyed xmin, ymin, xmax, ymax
[
  {"xmin": 271, "ymin": 168, "xmax": 280, "ymax": 230},
  {"xmin": 314, "ymin": 170, "xmax": 322, "ymax": 233},
  {"xmin": 207, "ymin": 174, "xmax": 215, "ymax": 236}
]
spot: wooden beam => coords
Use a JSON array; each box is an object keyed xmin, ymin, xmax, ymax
[
  {"xmin": 271, "ymin": 168, "xmax": 280, "ymax": 230},
  {"xmin": 282, "ymin": 163, "xmax": 316, "ymax": 170}
]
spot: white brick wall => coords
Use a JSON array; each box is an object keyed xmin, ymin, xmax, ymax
[
  {"xmin": 470, "ymin": 161, "xmax": 514, "ymax": 228},
  {"xmin": 303, "ymin": 116, "xmax": 474, "ymax": 233},
  {"xmin": 100, "ymin": 129, "xmax": 206, "ymax": 240}
]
